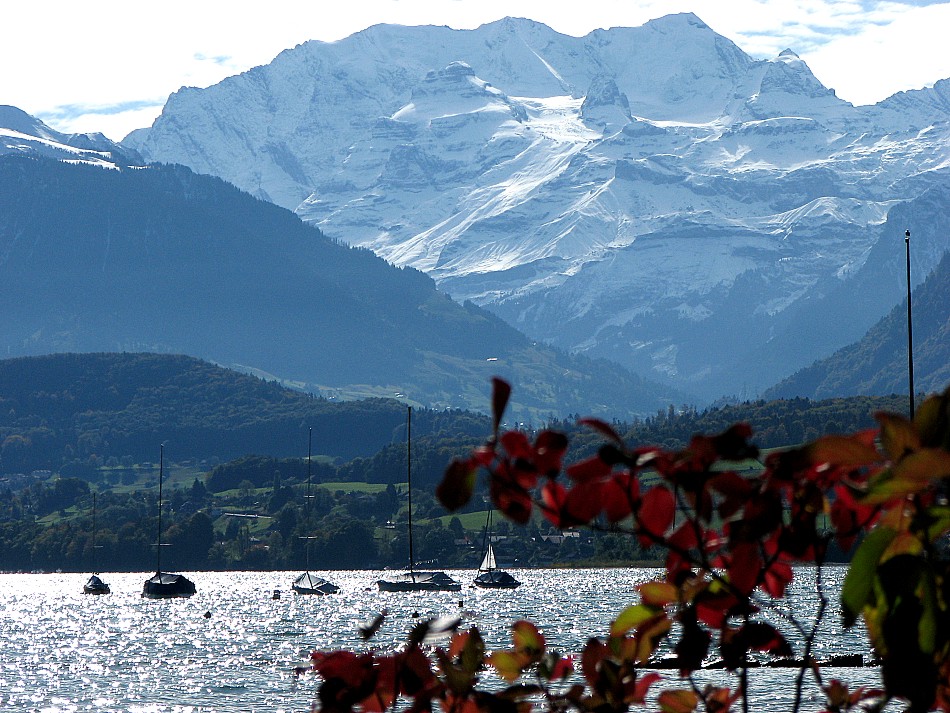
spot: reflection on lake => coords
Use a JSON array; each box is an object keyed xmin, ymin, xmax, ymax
[{"xmin": 0, "ymin": 568, "xmax": 884, "ymax": 712}]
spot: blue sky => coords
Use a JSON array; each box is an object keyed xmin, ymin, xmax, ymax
[{"xmin": 5, "ymin": 0, "xmax": 949, "ymax": 140}]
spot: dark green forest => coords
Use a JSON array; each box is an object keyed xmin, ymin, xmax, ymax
[{"xmin": 0, "ymin": 352, "xmax": 915, "ymax": 573}]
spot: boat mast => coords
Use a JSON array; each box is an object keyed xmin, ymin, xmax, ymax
[
  {"xmin": 156, "ymin": 443, "xmax": 164, "ymax": 576},
  {"xmin": 407, "ymin": 405, "xmax": 414, "ymax": 574},
  {"xmin": 91, "ymin": 492, "xmax": 98, "ymax": 572},
  {"xmin": 305, "ymin": 427, "xmax": 313, "ymax": 575}
]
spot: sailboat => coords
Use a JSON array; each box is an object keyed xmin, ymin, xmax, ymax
[
  {"xmin": 377, "ymin": 406, "xmax": 462, "ymax": 592},
  {"xmin": 292, "ymin": 427, "xmax": 338, "ymax": 596},
  {"xmin": 83, "ymin": 492, "xmax": 110, "ymax": 595},
  {"xmin": 142, "ymin": 443, "xmax": 196, "ymax": 599},
  {"xmin": 473, "ymin": 508, "xmax": 520, "ymax": 589}
]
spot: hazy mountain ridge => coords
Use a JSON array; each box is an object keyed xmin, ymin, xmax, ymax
[
  {"xmin": 765, "ymin": 245, "xmax": 950, "ymax": 400},
  {"xmin": 0, "ymin": 104, "xmax": 142, "ymax": 168},
  {"xmin": 122, "ymin": 14, "xmax": 950, "ymax": 400},
  {"xmin": 0, "ymin": 153, "xmax": 679, "ymax": 420}
]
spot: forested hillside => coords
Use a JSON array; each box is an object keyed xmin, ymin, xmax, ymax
[
  {"xmin": 0, "ymin": 351, "xmax": 928, "ymax": 574},
  {"xmin": 0, "ymin": 352, "xmax": 489, "ymax": 474},
  {"xmin": 0, "ymin": 154, "xmax": 678, "ymax": 420}
]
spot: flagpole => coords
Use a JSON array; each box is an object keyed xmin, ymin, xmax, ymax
[{"xmin": 905, "ymin": 229, "xmax": 915, "ymax": 418}]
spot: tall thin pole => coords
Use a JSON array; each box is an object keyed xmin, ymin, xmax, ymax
[
  {"xmin": 305, "ymin": 426, "xmax": 312, "ymax": 574},
  {"xmin": 905, "ymin": 229, "xmax": 915, "ymax": 418},
  {"xmin": 156, "ymin": 443, "xmax": 164, "ymax": 576},
  {"xmin": 407, "ymin": 406, "xmax": 414, "ymax": 574},
  {"xmin": 91, "ymin": 492, "xmax": 98, "ymax": 572}
]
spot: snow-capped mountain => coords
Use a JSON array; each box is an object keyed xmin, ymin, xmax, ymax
[
  {"xmin": 124, "ymin": 14, "xmax": 950, "ymax": 401},
  {"xmin": 1, "ymin": 105, "xmax": 141, "ymax": 167}
]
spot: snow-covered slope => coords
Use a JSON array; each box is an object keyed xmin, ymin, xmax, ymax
[
  {"xmin": 0, "ymin": 105, "xmax": 141, "ymax": 167},
  {"xmin": 124, "ymin": 14, "xmax": 950, "ymax": 401}
]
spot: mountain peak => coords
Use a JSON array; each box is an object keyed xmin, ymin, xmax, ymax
[
  {"xmin": 642, "ymin": 12, "xmax": 711, "ymax": 32},
  {"xmin": 1, "ymin": 105, "xmax": 143, "ymax": 167},
  {"xmin": 0, "ymin": 105, "xmax": 54, "ymax": 138}
]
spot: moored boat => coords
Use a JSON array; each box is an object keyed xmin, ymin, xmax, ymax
[
  {"xmin": 292, "ymin": 427, "xmax": 339, "ymax": 596},
  {"xmin": 142, "ymin": 443, "xmax": 196, "ymax": 599},
  {"xmin": 82, "ymin": 492, "xmax": 110, "ymax": 595},
  {"xmin": 377, "ymin": 406, "xmax": 461, "ymax": 593},
  {"xmin": 473, "ymin": 510, "xmax": 520, "ymax": 589}
]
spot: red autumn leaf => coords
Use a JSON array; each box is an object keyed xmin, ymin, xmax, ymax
[
  {"xmin": 563, "ymin": 481, "xmax": 604, "ymax": 526},
  {"xmin": 540, "ymin": 481, "xmax": 568, "ymax": 527},
  {"xmin": 696, "ymin": 601, "xmax": 728, "ymax": 629},
  {"xmin": 668, "ymin": 522, "xmax": 699, "ymax": 552},
  {"xmin": 727, "ymin": 541, "xmax": 761, "ymax": 596},
  {"xmin": 579, "ymin": 417, "xmax": 625, "ymax": 445},
  {"xmin": 581, "ymin": 638, "xmax": 607, "ymax": 686},
  {"xmin": 631, "ymin": 672, "xmax": 661, "ymax": 704},
  {"xmin": 311, "ymin": 650, "xmax": 374, "ymax": 687},
  {"xmin": 600, "ymin": 470, "xmax": 639, "ymax": 523},
  {"xmin": 448, "ymin": 630, "xmax": 472, "ymax": 659},
  {"xmin": 742, "ymin": 622, "xmax": 793, "ymax": 657},
  {"xmin": 437, "ymin": 458, "xmax": 477, "ymax": 512},
  {"xmin": 500, "ymin": 430, "xmax": 534, "ymax": 460},
  {"xmin": 711, "ymin": 423, "xmax": 757, "ymax": 460},
  {"xmin": 491, "ymin": 377, "xmax": 511, "ymax": 435},
  {"xmin": 491, "ymin": 475, "xmax": 534, "ymax": 524},
  {"xmin": 634, "ymin": 612, "xmax": 672, "ymax": 664},
  {"xmin": 534, "ymin": 429, "xmax": 569, "ymax": 475},
  {"xmin": 638, "ymin": 486, "xmax": 676, "ymax": 539},
  {"xmin": 566, "ymin": 455, "xmax": 612, "ymax": 483},
  {"xmin": 472, "ymin": 444, "xmax": 495, "ymax": 468},
  {"xmin": 763, "ymin": 560, "xmax": 793, "ymax": 598},
  {"xmin": 708, "ymin": 470, "xmax": 753, "ymax": 498},
  {"xmin": 549, "ymin": 654, "xmax": 574, "ymax": 680}
]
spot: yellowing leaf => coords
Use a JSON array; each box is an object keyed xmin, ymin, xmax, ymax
[
  {"xmin": 638, "ymin": 581, "xmax": 679, "ymax": 607},
  {"xmin": 877, "ymin": 412, "xmax": 920, "ymax": 460},
  {"xmin": 487, "ymin": 650, "xmax": 530, "ymax": 683},
  {"xmin": 863, "ymin": 449, "xmax": 950, "ymax": 503},
  {"xmin": 893, "ymin": 448, "xmax": 950, "ymax": 483},
  {"xmin": 914, "ymin": 389, "xmax": 950, "ymax": 449},
  {"xmin": 881, "ymin": 531, "xmax": 924, "ymax": 561},
  {"xmin": 807, "ymin": 434, "xmax": 880, "ymax": 467},
  {"xmin": 610, "ymin": 604, "xmax": 659, "ymax": 637},
  {"xmin": 511, "ymin": 620, "xmax": 545, "ymax": 657},
  {"xmin": 657, "ymin": 688, "xmax": 699, "ymax": 713},
  {"xmin": 634, "ymin": 613, "xmax": 672, "ymax": 664}
]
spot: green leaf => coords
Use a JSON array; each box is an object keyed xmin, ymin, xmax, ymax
[{"xmin": 841, "ymin": 527, "xmax": 896, "ymax": 628}]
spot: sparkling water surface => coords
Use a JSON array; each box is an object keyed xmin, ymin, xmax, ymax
[{"xmin": 0, "ymin": 568, "xmax": 885, "ymax": 712}]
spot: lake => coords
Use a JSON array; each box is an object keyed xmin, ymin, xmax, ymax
[{"xmin": 0, "ymin": 568, "xmax": 887, "ymax": 712}]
